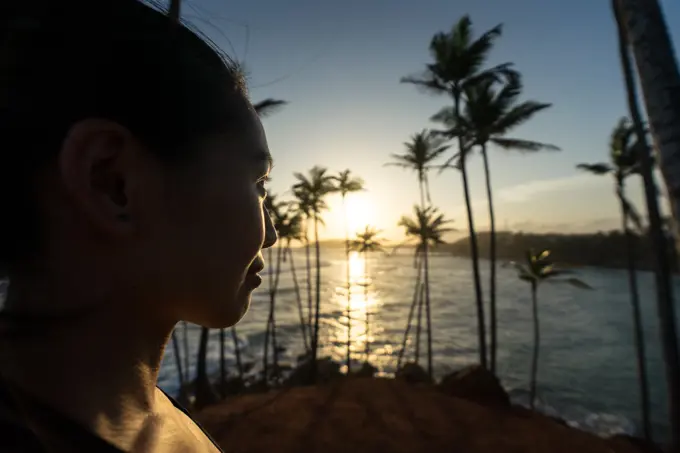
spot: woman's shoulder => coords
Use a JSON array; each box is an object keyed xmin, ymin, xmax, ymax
[{"xmin": 0, "ymin": 377, "xmax": 123, "ymax": 452}]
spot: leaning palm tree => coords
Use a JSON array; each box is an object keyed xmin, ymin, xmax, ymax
[
  {"xmin": 386, "ymin": 130, "xmax": 449, "ymax": 207},
  {"xmin": 398, "ymin": 206, "xmax": 454, "ymax": 378},
  {"xmin": 512, "ymin": 250, "xmax": 591, "ymax": 410},
  {"xmin": 432, "ymin": 76, "xmax": 559, "ymax": 374},
  {"xmin": 333, "ymin": 170, "xmax": 365, "ymax": 373},
  {"xmin": 402, "ymin": 16, "xmax": 517, "ymax": 369},
  {"xmin": 614, "ymin": 1, "xmax": 680, "ymax": 446},
  {"xmin": 349, "ymin": 226, "xmax": 384, "ymax": 364},
  {"xmin": 577, "ymin": 117, "xmax": 651, "ymax": 439},
  {"xmin": 293, "ymin": 166, "xmax": 336, "ymax": 382}
]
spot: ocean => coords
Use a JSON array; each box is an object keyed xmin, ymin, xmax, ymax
[{"xmin": 158, "ymin": 247, "xmax": 678, "ymax": 441}]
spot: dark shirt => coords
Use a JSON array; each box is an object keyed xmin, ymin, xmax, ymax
[{"xmin": 0, "ymin": 378, "xmax": 223, "ymax": 452}]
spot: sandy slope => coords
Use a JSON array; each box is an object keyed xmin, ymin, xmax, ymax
[{"xmin": 196, "ymin": 378, "xmax": 650, "ymax": 453}]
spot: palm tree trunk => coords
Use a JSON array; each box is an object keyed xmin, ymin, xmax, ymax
[
  {"xmin": 455, "ymin": 90, "xmax": 487, "ymax": 370},
  {"xmin": 305, "ymin": 224, "xmax": 313, "ymax": 339},
  {"xmin": 182, "ymin": 321, "xmax": 190, "ymax": 383},
  {"xmin": 415, "ymin": 264, "xmax": 424, "ymax": 364},
  {"xmin": 288, "ymin": 247, "xmax": 310, "ymax": 351},
  {"xmin": 343, "ymin": 194, "xmax": 352, "ymax": 373},
  {"xmin": 619, "ymin": 188, "xmax": 652, "ymax": 441},
  {"xmin": 529, "ymin": 281, "xmax": 539, "ymax": 410},
  {"xmin": 171, "ymin": 330, "xmax": 185, "ymax": 391},
  {"xmin": 618, "ymin": 0, "xmax": 680, "ymax": 250},
  {"xmin": 310, "ymin": 215, "xmax": 322, "ymax": 383},
  {"xmin": 481, "ymin": 145, "xmax": 498, "ymax": 375},
  {"xmin": 231, "ymin": 327, "xmax": 244, "ymax": 381},
  {"xmin": 168, "ymin": 0, "xmax": 181, "ymax": 21},
  {"xmin": 422, "ymin": 240, "xmax": 433, "ymax": 379},
  {"xmin": 397, "ymin": 256, "xmax": 423, "ymax": 370},
  {"xmin": 271, "ymin": 243, "xmax": 284, "ymax": 381},
  {"xmin": 219, "ymin": 328, "xmax": 226, "ymax": 399},
  {"xmin": 364, "ymin": 251, "xmax": 370, "ymax": 360},
  {"xmin": 263, "ymin": 248, "xmax": 274, "ymax": 385},
  {"xmin": 460, "ymin": 157, "xmax": 488, "ymax": 369},
  {"xmin": 419, "ymin": 176, "xmax": 427, "ymax": 208},
  {"xmin": 195, "ymin": 326, "xmax": 218, "ymax": 409},
  {"xmin": 614, "ymin": 1, "xmax": 680, "ymax": 445}
]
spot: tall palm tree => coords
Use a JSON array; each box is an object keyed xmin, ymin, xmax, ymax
[
  {"xmin": 432, "ymin": 76, "xmax": 559, "ymax": 374},
  {"xmin": 513, "ymin": 250, "xmax": 591, "ymax": 410},
  {"xmin": 577, "ymin": 117, "xmax": 651, "ymax": 440},
  {"xmin": 614, "ymin": 1, "xmax": 680, "ymax": 446},
  {"xmin": 398, "ymin": 206, "xmax": 454, "ymax": 378},
  {"xmin": 386, "ymin": 130, "xmax": 449, "ymax": 207},
  {"xmin": 273, "ymin": 204, "xmax": 310, "ymax": 353},
  {"xmin": 333, "ymin": 170, "xmax": 365, "ymax": 373},
  {"xmin": 349, "ymin": 226, "xmax": 384, "ymax": 363},
  {"xmin": 616, "ymin": 0, "xmax": 680, "ymax": 249},
  {"xmin": 402, "ymin": 16, "xmax": 517, "ymax": 369},
  {"xmin": 292, "ymin": 190, "xmax": 315, "ymax": 344},
  {"xmin": 293, "ymin": 166, "xmax": 335, "ymax": 382}
]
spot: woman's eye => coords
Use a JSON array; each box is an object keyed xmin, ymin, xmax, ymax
[{"xmin": 257, "ymin": 176, "xmax": 270, "ymax": 198}]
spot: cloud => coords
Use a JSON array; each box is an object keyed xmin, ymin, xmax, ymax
[{"xmin": 496, "ymin": 173, "xmax": 604, "ymax": 203}]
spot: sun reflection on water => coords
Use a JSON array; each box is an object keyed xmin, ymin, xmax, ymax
[{"xmin": 331, "ymin": 251, "xmax": 382, "ymax": 369}]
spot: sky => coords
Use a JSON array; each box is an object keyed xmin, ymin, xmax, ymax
[{"xmin": 177, "ymin": 0, "xmax": 680, "ymax": 241}]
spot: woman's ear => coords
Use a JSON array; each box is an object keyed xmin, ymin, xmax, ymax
[{"xmin": 58, "ymin": 119, "xmax": 138, "ymax": 237}]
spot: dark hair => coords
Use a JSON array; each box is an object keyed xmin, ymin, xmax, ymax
[{"xmin": 0, "ymin": 0, "xmax": 247, "ymax": 274}]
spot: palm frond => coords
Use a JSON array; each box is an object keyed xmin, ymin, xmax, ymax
[
  {"xmin": 492, "ymin": 138, "xmax": 560, "ymax": 152},
  {"xmin": 253, "ymin": 98, "xmax": 288, "ymax": 117},
  {"xmin": 576, "ymin": 163, "xmax": 613, "ymax": 175}
]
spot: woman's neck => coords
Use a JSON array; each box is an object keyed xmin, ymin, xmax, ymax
[{"xmin": 0, "ymin": 275, "xmax": 173, "ymax": 449}]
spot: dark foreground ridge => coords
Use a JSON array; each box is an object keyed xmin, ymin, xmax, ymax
[{"xmin": 196, "ymin": 376, "xmax": 657, "ymax": 453}]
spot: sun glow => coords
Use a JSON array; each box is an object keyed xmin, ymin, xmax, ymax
[{"xmin": 344, "ymin": 193, "xmax": 377, "ymax": 236}]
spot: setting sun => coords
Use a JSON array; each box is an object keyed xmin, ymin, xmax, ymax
[{"xmin": 344, "ymin": 194, "xmax": 377, "ymax": 236}]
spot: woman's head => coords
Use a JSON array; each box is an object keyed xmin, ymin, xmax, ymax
[{"xmin": 0, "ymin": 0, "xmax": 276, "ymax": 328}]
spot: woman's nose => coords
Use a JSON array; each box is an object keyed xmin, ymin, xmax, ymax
[{"xmin": 263, "ymin": 207, "xmax": 278, "ymax": 249}]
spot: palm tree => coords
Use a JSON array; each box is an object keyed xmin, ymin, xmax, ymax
[
  {"xmin": 349, "ymin": 226, "xmax": 384, "ymax": 363},
  {"xmin": 432, "ymin": 76, "xmax": 559, "ymax": 374},
  {"xmin": 616, "ymin": 0, "xmax": 680, "ymax": 248},
  {"xmin": 333, "ymin": 170, "xmax": 365, "ymax": 373},
  {"xmin": 402, "ymin": 16, "xmax": 517, "ymax": 369},
  {"xmin": 577, "ymin": 117, "xmax": 651, "ymax": 439},
  {"xmin": 292, "ymin": 190, "xmax": 315, "ymax": 344},
  {"xmin": 614, "ymin": 1, "xmax": 680, "ymax": 446},
  {"xmin": 512, "ymin": 250, "xmax": 591, "ymax": 410},
  {"xmin": 293, "ymin": 166, "xmax": 335, "ymax": 382},
  {"xmin": 275, "ymin": 206, "xmax": 310, "ymax": 353},
  {"xmin": 398, "ymin": 206, "xmax": 454, "ymax": 378},
  {"xmin": 386, "ymin": 130, "xmax": 449, "ymax": 207}
]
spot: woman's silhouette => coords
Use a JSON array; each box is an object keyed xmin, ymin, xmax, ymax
[{"xmin": 0, "ymin": 0, "xmax": 276, "ymax": 451}]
